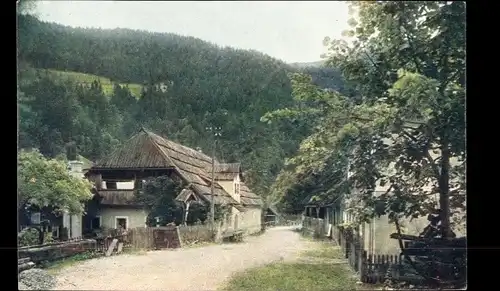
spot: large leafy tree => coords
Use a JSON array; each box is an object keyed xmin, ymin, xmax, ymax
[
  {"xmin": 18, "ymin": 149, "xmax": 93, "ymax": 214},
  {"xmin": 262, "ymin": 73, "xmax": 353, "ymax": 212},
  {"xmin": 265, "ymin": 1, "xmax": 465, "ymax": 238},
  {"xmin": 134, "ymin": 175, "xmax": 185, "ymax": 225},
  {"xmin": 328, "ymin": 1, "xmax": 465, "ymax": 237},
  {"xmin": 134, "ymin": 175, "xmax": 229, "ymax": 225}
]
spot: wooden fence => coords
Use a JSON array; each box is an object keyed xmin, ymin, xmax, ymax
[
  {"xmin": 334, "ymin": 226, "xmax": 362, "ymax": 273},
  {"xmin": 300, "ymin": 221, "xmax": 424, "ymax": 284},
  {"xmin": 124, "ymin": 227, "xmax": 182, "ymax": 249},
  {"xmin": 362, "ymin": 252, "xmax": 403, "ymax": 283},
  {"xmin": 178, "ymin": 224, "xmax": 213, "ymax": 245},
  {"xmin": 331, "ymin": 225, "xmax": 425, "ymax": 284},
  {"xmin": 125, "ymin": 227, "xmax": 154, "ymax": 249}
]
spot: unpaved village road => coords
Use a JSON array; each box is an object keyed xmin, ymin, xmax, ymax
[{"xmin": 52, "ymin": 226, "xmax": 313, "ymax": 290}]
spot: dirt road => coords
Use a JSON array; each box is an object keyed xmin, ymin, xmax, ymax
[{"xmin": 52, "ymin": 226, "xmax": 313, "ymax": 290}]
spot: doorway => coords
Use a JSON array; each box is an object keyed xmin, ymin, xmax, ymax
[{"xmin": 115, "ymin": 216, "xmax": 128, "ymax": 229}]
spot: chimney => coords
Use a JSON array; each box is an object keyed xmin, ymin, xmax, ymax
[{"xmin": 68, "ymin": 161, "xmax": 84, "ymax": 179}]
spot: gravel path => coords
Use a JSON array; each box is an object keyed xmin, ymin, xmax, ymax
[{"xmin": 52, "ymin": 226, "xmax": 313, "ymax": 290}]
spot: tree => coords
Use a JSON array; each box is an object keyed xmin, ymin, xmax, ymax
[
  {"xmin": 134, "ymin": 175, "xmax": 186, "ymax": 225},
  {"xmin": 17, "ymin": 0, "xmax": 37, "ymax": 16},
  {"xmin": 264, "ymin": 1, "xmax": 465, "ymax": 238},
  {"xmin": 134, "ymin": 175, "xmax": 229, "ymax": 225},
  {"xmin": 326, "ymin": 1, "xmax": 465, "ymax": 237},
  {"xmin": 262, "ymin": 73, "xmax": 352, "ymax": 213},
  {"xmin": 18, "ymin": 149, "xmax": 93, "ymax": 214}
]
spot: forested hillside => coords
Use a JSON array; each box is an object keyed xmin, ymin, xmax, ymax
[{"xmin": 17, "ymin": 14, "xmax": 347, "ymax": 199}]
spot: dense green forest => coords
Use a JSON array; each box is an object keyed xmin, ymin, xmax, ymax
[{"xmin": 17, "ymin": 14, "xmax": 347, "ymax": 201}]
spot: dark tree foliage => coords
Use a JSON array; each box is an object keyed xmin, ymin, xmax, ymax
[{"xmin": 135, "ymin": 175, "xmax": 185, "ymax": 226}]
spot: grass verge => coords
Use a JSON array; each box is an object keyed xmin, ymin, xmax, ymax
[
  {"xmin": 43, "ymin": 247, "xmax": 148, "ymax": 273},
  {"xmin": 220, "ymin": 237, "xmax": 356, "ymax": 291},
  {"xmin": 221, "ymin": 262, "xmax": 356, "ymax": 291},
  {"xmin": 43, "ymin": 251, "xmax": 101, "ymax": 273},
  {"xmin": 301, "ymin": 241, "xmax": 346, "ymax": 260}
]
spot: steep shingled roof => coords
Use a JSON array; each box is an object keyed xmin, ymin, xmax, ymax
[
  {"xmin": 213, "ymin": 163, "xmax": 241, "ymax": 180},
  {"xmin": 240, "ymin": 183, "xmax": 262, "ymax": 206},
  {"xmin": 91, "ymin": 128, "xmax": 264, "ymax": 206},
  {"xmin": 214, "ymin": 163, "xmax": 241, "ymax": 173}
]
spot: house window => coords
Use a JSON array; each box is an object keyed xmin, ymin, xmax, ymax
[
  {"xmin": 234, "ymin": 182, "xmax": 240, "ymax": 196},
  {"xmin": 30, "ymin": 212, "xmax": 41, "ymax": 224},
  {"xmin": 91, "ymin": 216, "xmax": 101, "ymax": 229},
  {"xmin": 106, "ymin": 181, "xmax": 117, "ymax": 190},
  {"xmin": 319, "ymin": 208, "xmax": 326, "ymax": 219},
  {"xmin": 115, "ymin": 216, "xmax": 129, "ymax": 230}
]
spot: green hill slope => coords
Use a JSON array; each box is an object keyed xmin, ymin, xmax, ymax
[
  {"xmin": 20, "ymin": 67, "xmax": 143, "ymax": 98},
  {"xmin": 44, "ymin": 69, "xmax": 143, "ymax": 98}
]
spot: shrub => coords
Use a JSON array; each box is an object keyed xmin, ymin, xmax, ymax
[{"xmin": 19, "ymin": 228, "xmax": 40, "ymax": 247}]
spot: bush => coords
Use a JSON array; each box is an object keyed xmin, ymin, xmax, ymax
[
  {"xmin": 18, "ymin": 227, "xmax": 59, "ymax": 247},
  {"xmin": 18, "ymin": 228, "xmax": 41, "ymax": 247}
]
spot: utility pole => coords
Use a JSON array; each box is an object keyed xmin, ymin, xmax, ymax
[{"xmin": 206, "ymin": 126, "xmax": 222, "ymax": 227}]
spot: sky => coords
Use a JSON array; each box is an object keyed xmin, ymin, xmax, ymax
[{"xmin": 34, "ymin": 1, "xmax": 351, "ymax": 63}]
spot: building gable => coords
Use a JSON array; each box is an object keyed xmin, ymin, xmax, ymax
[{"xmin": 94, "ymin": 130, "xmax": 175, "ymax": 169}]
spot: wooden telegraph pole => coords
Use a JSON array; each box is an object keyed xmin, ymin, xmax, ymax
[{"xmin": 206, "ymin": 126, "xmax": 222, "ymax": 227}]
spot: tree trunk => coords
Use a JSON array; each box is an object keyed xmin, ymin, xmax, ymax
[
  {"xmin": 183, "ymin": 201, "xmax": 191, "ymax": 226},
  {"xmin": 438, "ymin": 144, "xmax": 452, "ymax": 238}
]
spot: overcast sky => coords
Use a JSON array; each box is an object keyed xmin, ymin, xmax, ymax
[{"xmin": 34, "ymin": 1, "xmax": 350, "ymax": 63}]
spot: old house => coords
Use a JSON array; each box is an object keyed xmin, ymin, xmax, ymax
[
  {"xmin": 84, "ymin": 128, "xmax": 263, "ymax": 235},
  {"xmin": 212, "ymin": 163, "xmax": 263, "ymax": 234}
]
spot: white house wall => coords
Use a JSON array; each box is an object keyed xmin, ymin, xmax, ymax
[
  {"xmin": 239, "ymin": 207, "xmax": 262, "ymax": 235},
  {"xmin": 65, "ymin": 161, "xmax": 85, "ymax": 239},
  {"xmin": 362, "ymin": 213, "xmax": 466, "ymax": 256},
  {"xmin": 71, "ymin": 214, "xmax": 82, "ymax": 238},
  {"xmin": 100, "ymin": 181, "xmax": 135, "ymax": 190},
  {"xmin": 98, "ymin": 207, "xmax": 148, "ymax": 229},
  {"xmin": 116, "ymin": 181, "xmax": 135, "ymax": 189}
]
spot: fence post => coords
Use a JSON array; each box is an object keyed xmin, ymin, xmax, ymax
[
  {"xmin": 357, "ymin": 224, "xmax": 364, "ymax": 282},
  {"xmin": 176, "ymin": 226, "xmax": 183, "ymax": 248},
  {"xmin": 360, "ymin": 250, "xmax": 367, "ymax": 283}
]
